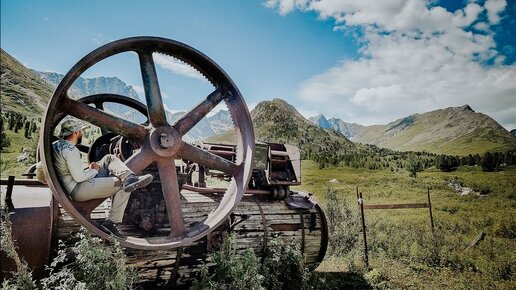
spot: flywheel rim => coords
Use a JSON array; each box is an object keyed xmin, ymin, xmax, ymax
[{"xmin": 40, "ymin": 36, "xmax": 255, "ymax": 250}]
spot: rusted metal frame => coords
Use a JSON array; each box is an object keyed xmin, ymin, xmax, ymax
[
  {"xmin": 363, "ymin": 203, "xmax": 430, "ymax": 210},
  {"xmin": 180, "ymin": 142, "xmax": 239, "ymax": 176},
  {"xmin": 174, "ymin": 89, "xmax": 225, "ymax": 136},
  {"xmin": 254, "ymin": 197, "xmax": 268, "ymax": 262},
  {"xmin": 62, "ymin": 98, "xmax": 147, "ymax": 142},
  {"xmin": 157, "ymin": 159, "xmax": 186, "ymax": 237},
  {"xmin": 181, "ymin": 184, "xmax": 270, "ymax": 195},
  {"xmin": 137, "ymin": 50, "xmax": 168, "ymax": 127}
]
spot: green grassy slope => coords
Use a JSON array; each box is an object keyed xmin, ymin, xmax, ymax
[
  {"xmin": 0, "ymin": 49, "xmax": 53, "ymax": 116},
  {"xmin": 353, "ymin": 106, "xmax": 516, "ymax": 155},
  {"xmin": 0, "ymin": 129, "xmax": 38, "ymax": 178}
]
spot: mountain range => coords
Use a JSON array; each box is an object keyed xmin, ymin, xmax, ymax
[
  {"xmin": 34, "ymin": 70, "xmax": 234, "ymax": 141},
  {"xmin": 166, "ymin": 109, "xmax": 233, "ymax": 142},
  {"xmin": 207, "ymin": 98, "xmax": 356, "ymax": 158},
  {"xmin": 1, "ymin": 48, "xmax": 513, "ymax": 156},
  {"xmin": 0, "ymin": 49, "xmax": 232, "ymax": 141},
  {"xmin": 309, "ymin": 106, "xmax": 515, "ymax": 155},
  {"xmin": 308, "ymin": 114, "xmax": 364, "ymax": 139},
  {"xmin": 34, "ymin": 71, "xmax": 141, "ymax": 101}
]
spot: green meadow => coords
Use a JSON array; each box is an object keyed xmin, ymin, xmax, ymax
[{"xmin": 295, "ymin": 161, "xmax": 515, "ymax": 289}]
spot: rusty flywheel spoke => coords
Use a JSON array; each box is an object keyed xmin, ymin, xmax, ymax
[
  {"xmin": 173, "ymin": 89, "xmax": 225, "ymax": 136},
  {"xmin": 156, "ymin": 159, "xmax": 186, "ymax": 237},
  {"xmin": 138, "ymin": 51, "xmax": 168, "ymax": 127},
  {"xmin": 124, "ymin": 145, "xmax": 156, "ymax": 174},
  {"xmin": 180, "ymin": 142, "xmax": 239, "ymax": 176},
  {"xmin": 62, "ymin": 98, "xmax": 147, "ymax": 141}
]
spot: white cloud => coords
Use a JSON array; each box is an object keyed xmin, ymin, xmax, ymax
[
  {"xmin": 153, "ymin": 53, "xmax": 208, "ymax": 82},
  {"xmin": 485, "ymin": 0, "xmax": 507, "ymax": 25},
  {"xmin": 92, "ymin": 33, "xmax": 105, "ymax": 45},
  {"xmin": 264, "ymin": 0, "xmax": 309, "ymax": 15},
  {"xmin": 266, "ymin": 0, "xmax": 516, "ymax": 129}
]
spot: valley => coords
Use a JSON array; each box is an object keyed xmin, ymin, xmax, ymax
[
  {"xmin": 297, "ymin": 161, "xmax": 515, "ymax": 289},
  {"xmin": 1, "ymin": 48, "xmax": 515, "ymax": 289}
]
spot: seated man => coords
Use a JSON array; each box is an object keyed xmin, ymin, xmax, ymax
[{"xmin": 53, "ymin": 119, "xmax": 153, "ymax": 239}]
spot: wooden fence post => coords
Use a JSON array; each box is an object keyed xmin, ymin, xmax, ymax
[
  {"xmin": 357, "ymin": 186, "xmax": 369, "ymax": 268},
  {"xmin": 427, "ymin": 187, "xmax": 435, "ymax": 232}
]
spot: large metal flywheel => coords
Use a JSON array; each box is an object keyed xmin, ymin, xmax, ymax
[{"xmin": 40, "ymin": 37, "xmax": 255, "ymax": 250}]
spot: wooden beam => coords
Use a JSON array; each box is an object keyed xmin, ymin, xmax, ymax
[{"xmin": 363, "ymin": 203, "xmax": 430, "ymax": 210}]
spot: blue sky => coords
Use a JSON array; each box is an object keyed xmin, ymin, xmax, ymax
[{"xmin": 1, "ymin": 0, "xmax": 515, "ymax": 130}]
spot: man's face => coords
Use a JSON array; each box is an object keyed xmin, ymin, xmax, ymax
[{"xmin": 77, "ymin": 130, "xmax": 83, "ymax": 144}]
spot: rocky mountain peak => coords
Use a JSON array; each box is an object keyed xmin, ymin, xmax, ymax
[
  {"xmin": 35, "ymin": 71, "xmax": 141, "ymax": 101},
  {"xmin": 252, "ymin": 98, "xmax": 308, "ymax": 123},
  {"xmin": 308, "ymin": 114, "xmax": 331, "ymax": 129},
  {"xmin": 460, "ymin": 104, "xmax": 474, "ymax": 112}
]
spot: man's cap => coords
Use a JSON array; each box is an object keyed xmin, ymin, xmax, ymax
[{"xmin": 59, "ymin": 119, "xmax": 89, "ymax": 138}]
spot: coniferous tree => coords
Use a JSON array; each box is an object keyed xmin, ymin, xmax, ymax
[
  {"xmin": 8, "ymin": 114, "xmax": 15, "ymax": 130},
  {"xmin": 1, "ymin": 115, "xmax": 11, "ymax": 149},
  {"xmin": 24, "ymin": 121, "xmax": 31, "ymax": 138},
  {"xmin": 481, "ymin": 152, "xmax": 496, "ymax": 172},
  {"xmin": 406, "ymin": 155, "xmax": 423, "ymax": 178}
]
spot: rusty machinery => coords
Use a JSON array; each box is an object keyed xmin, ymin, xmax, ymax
[{"xmin": 0, "ymin": 37, "xmax": 327, "ymax": 286}]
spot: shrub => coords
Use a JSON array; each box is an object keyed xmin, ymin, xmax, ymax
[
  {"xmin": 40, "ymin": 229, "xmax": 138, "ymax": 290},
  {"xmin": 261, "ymin": 239, "xmax": 315, "ymax": 290},
  {"xmin": 191, "ymin": 234, "xmax": 319, "ymax": 290},
  {"xmin": 323, "ymin": 184, "xmax": 359, "ymax": 256},
  {"xmin": 191, "ymin": 234, "xmax": 264, "ymax": 290}
]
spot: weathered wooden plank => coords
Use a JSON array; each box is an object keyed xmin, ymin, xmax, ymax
[{"xmin": 363, "ymin": 203, "xmax": 430, "ymax": 209}]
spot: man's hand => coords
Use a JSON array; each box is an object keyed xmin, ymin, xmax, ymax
[{"xmin": 89, "ymin": 162, "xmax": 100, "ymax": 171}]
